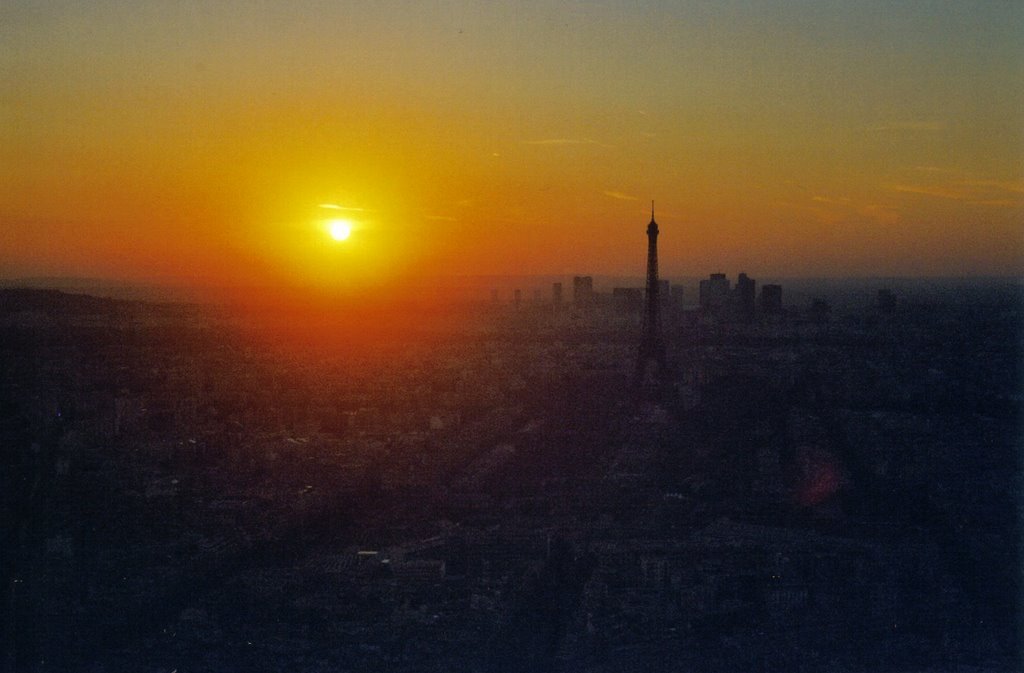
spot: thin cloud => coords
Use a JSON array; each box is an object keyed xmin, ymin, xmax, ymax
[
  {"xmin": 971, "ymin": 199, "xmax": 1018, "ymax": 207},
  {"xmin": 811, "ymin": 195, "xmax": 851, "ymax": 205},
  {"xmin": 886, "ymin": 180, "xmax": 1023, "ymax": 207},
  {"xmin": 424, "ymin": 214, "xmax": 457, "ymax": 222},
  {"xmin": 868, "ymin": 121, "xmax": 946, "ymax": 132},
  {"xmin": 603, "ymin": 190, "xmax": 638, "ymax": 201},
  {"xmin": 913, "ymin": 165, "xmax": 958, "ymax": 175},
  {"xmin": 887, "ymin": 183, "xmax": 966, "ymax": 199},
  {"xmin": 522, "ymin": 138, "xmax": 614, "ymax": 148},
  {"xmin": 783, "ymin": 195, "xmax": 901, "ymax": 226},
  {"xmin": 962, "ymin": 179, "xmax": 1024, "ymax": 195},
  {"xmin": 319, "ymin": 204, "xmax": 369, "ymax": 212}
]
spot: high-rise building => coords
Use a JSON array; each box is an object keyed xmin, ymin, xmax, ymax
[
  {"xmin": 573, "ymin": 276, "xmax": 594, "ymax": 307},
  {"xmin": 735, "ymin": 273, "xmax": 756, "ymax": 321},
  {"xmin": 612, "ymin": 287, "xmax": 644, "ymax": 313},
  {"xmin": 699, "ymin": 273, "xmax": 731, "ymax": 313},
  {"xmin": 552, "ymin": 282, "xmax": 563, "ymax": 306}
]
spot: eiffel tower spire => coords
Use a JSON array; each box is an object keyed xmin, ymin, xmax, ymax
[{"xmin": 638, "ymin": 203, "xmax": 667, "ymax": 391}]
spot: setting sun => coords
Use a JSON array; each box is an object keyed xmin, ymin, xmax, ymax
[{"xmin": 327, "ymin": 219, "xmax": 352, "ymax": 242}]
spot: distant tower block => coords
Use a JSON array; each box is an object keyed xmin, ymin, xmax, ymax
[
  {"xmin": 573, "ymin": 275, "xmax": 594, "ymax": 307},
  {"xmin": 637, "ymin": 202, "xmax": 667, "ymax": 388}
]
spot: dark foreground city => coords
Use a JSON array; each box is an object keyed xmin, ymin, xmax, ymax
[{"xmin": 1, "ymin": 277, "xmax": 1020, "ymax": 672}]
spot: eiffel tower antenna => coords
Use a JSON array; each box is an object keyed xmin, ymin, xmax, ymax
[{"xmin": 637, "ymin": 203, "xmax": 667, "ymax": 393}]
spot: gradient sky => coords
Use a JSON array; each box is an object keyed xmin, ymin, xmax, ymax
[{"xmin": 2, "ymin": 1, "xmax": 1022, "ymax": 290}]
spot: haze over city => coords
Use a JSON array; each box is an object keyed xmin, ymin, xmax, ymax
[
  {"xmin": 2, "ymin": 4, "xmax": 1022, "ymax": 673},
  {"xmin": 2, "ymin": 1, "xmax": 1022, "ymax": 295}
]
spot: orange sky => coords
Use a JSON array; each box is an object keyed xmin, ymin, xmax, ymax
[{"xmin": 2, "ymin": 1, "xmax": 1022, "ymax": 292}]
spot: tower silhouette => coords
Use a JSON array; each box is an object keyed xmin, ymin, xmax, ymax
[{"xmin": 637, "ymin": 202, "xmax": 667, "ymax": 388}]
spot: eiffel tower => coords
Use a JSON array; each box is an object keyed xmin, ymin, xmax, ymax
[{"xmin": 637, "ymin": 202, "xmax": 667, "ymax": 391}]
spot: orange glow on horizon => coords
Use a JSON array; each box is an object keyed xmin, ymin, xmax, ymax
[{"xmin": 1, "ymin": 3, "xmax": 1020, "ymax": 288}]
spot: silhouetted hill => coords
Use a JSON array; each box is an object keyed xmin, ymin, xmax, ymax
[
  {"xmin": 0, "ymin": 277, "xmax": 202, "ymax": 302},
  {"xmin": 0, "ymin": 288, "xmax": 124, "ymax": 316}
]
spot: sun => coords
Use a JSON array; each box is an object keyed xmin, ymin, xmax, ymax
[{"xmin": 327, "ymin": 219, "xmax": 352, "ymax": 241}]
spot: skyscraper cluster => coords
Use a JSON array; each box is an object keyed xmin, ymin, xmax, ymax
[{"xmin": 699, "ymin": 273, "xmax": 782, "ymax": 321}]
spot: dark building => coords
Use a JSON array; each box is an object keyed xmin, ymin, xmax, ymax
[
  {"xmin": 612, "ymin": 287, "xmax": 644, "ymax": 314},
  {"xmin": 699, "ymin": 273, "xmax": 731, "ymax": 314},
  {"xmin": 760, "ymin": 284, "xmax": 783, "ymax": 314},
  {"xmin": 573, "ymin": 276, "xmax": 594, "ymax": 307},
  {"xmin": 734, "ymin": 273, "xmax": 756, "ymax": 321},
  {"xmin": 552, "ymin": 282, "xmax": 563, "ymax": 306}
]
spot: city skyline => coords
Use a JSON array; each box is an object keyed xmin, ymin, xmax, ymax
[{"xmin": 2, "ymin": 2, "xmax": 1022, "ymax": 293}]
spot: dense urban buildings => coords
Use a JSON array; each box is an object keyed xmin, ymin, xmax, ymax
[
  {"xmin": 5, "ymin": 3, "xmax": 1019, "ymax": 670},
  {"xmin": 2, "ymin": 260, "xmax": 1020, "ymax": 671}
]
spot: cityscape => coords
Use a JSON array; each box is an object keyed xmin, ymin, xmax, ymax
[
  {"xmin": 3, "ymin": 2, "xmax": 1022, "ymax": 671},
  {"xmin": 2, "ymin": 211, "xmax": 1020, "ymax": 670}
]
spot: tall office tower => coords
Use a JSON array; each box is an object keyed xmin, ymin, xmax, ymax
[
  {"xmin": 700, "ymin": 273, "xmax": 731, "ymax": 313},
  {"xmin": 637, "ymin": 203, "xmax": 667, "ymax": 386},
  {"xmin": 552, "ymin": 282, "xmax": 563, "ymax": 306},
  {"xmin": 735, "ymin": 272, "xmax": 756, "ymax": 321},
  {"xmin": 573, "ymin": 275, "xmax": 594, "ymax": 307}
]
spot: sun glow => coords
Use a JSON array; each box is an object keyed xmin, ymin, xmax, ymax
[{"xmin": 327, "ymin": 219, "xmax": 352, "ymax": 241}]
